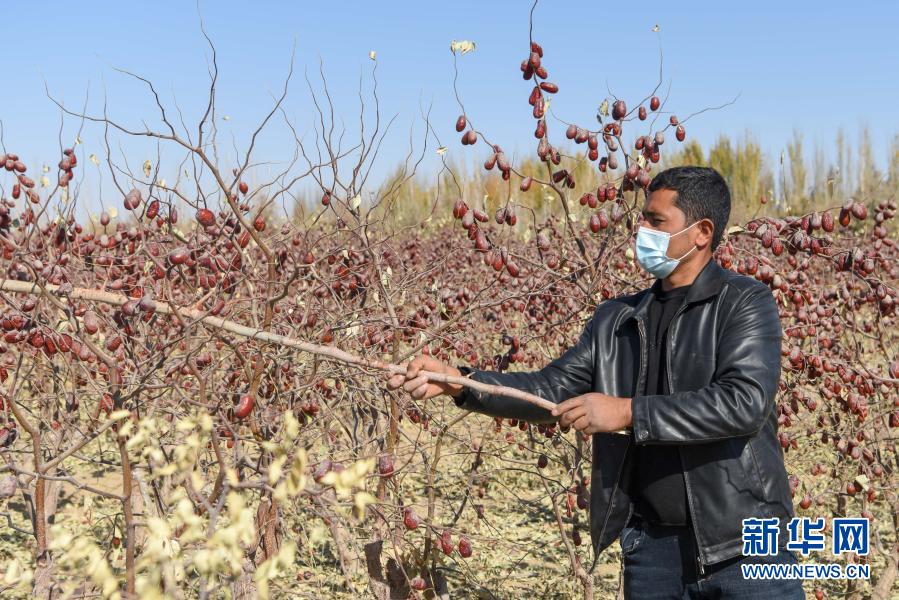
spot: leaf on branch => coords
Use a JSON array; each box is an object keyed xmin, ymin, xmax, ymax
[
  {"xmin": 190, "ymin": 470, "xmax": 204, "ymax": 492},
  {"xmin": 89, "ymin": 154, "xmax": 100, "ymax": 166},
  {"xmin": 143, "ymin": 160, "xmax": 152, "ymax": 178},
  {"xmin": 436, "ymin": 146, "xmax": 447, "ymax": 156},
  {"xmin": 726, "ymin": 225, "xmax": 744, "ymax": 235},
  {"xmin": 253, "ymin": 541, "xmax": 297, "ymax": 599},
  {"xmin": 353, "ymin": 491, "xmax": 378, "ymax": 519},
  {"xmin": 268, "ymin": 455, "xmax": 287, "ymax": 485},
  {"xmin": 599, "ymin": 99, "xmax": 610, "ymax": 117},
  {"xmin": 320, "ymin": 457, "xmax": 374, "ymax": 496},
  {"xmin": 368, "ymin": 50, "xmax": 377, "ymax": 61},
  {"xmin": 3, "ymin": 558, "xmax": 33, "ymax": 591},
  {"xmin": 350, "ymin": 193, "xmax": 361, "ymax": 211}
]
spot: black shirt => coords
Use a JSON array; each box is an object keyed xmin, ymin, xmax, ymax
[{"xmin": 631, "ymin": 281, "xmax": 692, "ymax": 526}]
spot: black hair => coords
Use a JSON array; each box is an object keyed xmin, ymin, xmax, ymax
[{"xmin": 647, "ymin": 166, "xmax": 731, "ymax": 252}]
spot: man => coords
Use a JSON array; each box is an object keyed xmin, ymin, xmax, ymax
[{"xmin": 386, "ymin": 166, "xmax": 804, "ymax": 599}]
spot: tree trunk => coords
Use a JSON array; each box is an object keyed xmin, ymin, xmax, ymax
[{"xmin": 872, "ymin": 542, "xmax": 898, "ymax": 600}]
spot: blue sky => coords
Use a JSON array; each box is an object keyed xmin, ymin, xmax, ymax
[{"xmin": 2, "ymin": 1, "xmax": 898, "ymax": 216}]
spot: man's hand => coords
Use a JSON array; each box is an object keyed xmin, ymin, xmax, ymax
[
  {"xmin": 385, "ymin": 355, "xmax": 464, "ymax": 400},
  {"xmin": 551, "ymin": 393, "xmax": 633, "ymax": 434}
]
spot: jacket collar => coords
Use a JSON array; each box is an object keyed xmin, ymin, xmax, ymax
[{"xmin": 618, "ymin": 257, "xmax": 728, "ymax": 330}]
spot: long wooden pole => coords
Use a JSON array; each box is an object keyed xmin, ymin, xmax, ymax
[{"xmin": 0, "ymin": 278, "xmax": 629, "ymax": 434}]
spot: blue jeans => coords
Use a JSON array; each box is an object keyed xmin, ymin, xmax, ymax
[{"xmin": 620, "ymin": 513, "xmax": 806, "ymax": 599}]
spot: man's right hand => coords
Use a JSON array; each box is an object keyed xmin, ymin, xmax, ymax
[{"xmin": 385, "ymin": 355, "xmax": 465, "ymax": 400}]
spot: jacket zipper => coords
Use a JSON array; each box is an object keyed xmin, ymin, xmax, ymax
[
  {"xmin": 598, "ymin": 316, "xmax": 650, "ymax": 552},
  {"xmin": 666, "ymin": 302, "xmax": 706, "ymax": 577}
]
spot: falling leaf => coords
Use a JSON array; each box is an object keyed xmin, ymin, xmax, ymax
[
  {"xmin": 222, "ymin": 115, "xmax": 230, "ymax": 121},
  {"xmin": 450, "ymin": 40, "xmax": 476, "ymax": 55},
  {"xmin": 89, "ymin": 154, "xmax": 100, "ymax": 166},
  {"xmin": 42, "ymin": 165, "xmax": 49, "ymax": 173},
  {"xmin": 40, "ymin": 176, "xmax": 50, "ymax": 188},
  {"xmin": 368, "ymin": 50, "xmax": 376, "ymax": 60},
  {"xmin": 108, "ymin": 207, "xmax": 118, "ymax": 219},
  {"xmin": 143, "ymin": 160, "xmax": 152, "ymax": 178},
  {"xmin": 436, "ymin": 147, "xmax": 447, "ymax": 156},
  {"xmin": 652, "ymin": 24, "xmax": 660, "ymax": 32},
  {"xmin": 599, "ymin": 99, "xmax": 609, "ymax": 117}
]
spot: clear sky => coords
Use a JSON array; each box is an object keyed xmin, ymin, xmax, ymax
[{"xmin": 2, "ymin": 1, "xmax": 898, "ymax": 216}]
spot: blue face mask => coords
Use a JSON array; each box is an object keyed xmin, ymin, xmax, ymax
[{"xmin": 635, "ymin": 220, "xmax": 699, "ymax": 279}]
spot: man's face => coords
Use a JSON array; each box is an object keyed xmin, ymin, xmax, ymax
[{"xmin": 636, "ymin": 188, "xmax": 698, "ymax": 261}]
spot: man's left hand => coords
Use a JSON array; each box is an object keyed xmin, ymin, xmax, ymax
[{"xmin": 551, "ymin": 393, "xmax": 633, "ymax": 434}]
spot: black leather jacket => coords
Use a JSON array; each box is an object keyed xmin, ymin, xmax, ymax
[{"xmin": 453, "ymin": 257, "xmax": 795, "ymax": 573}]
